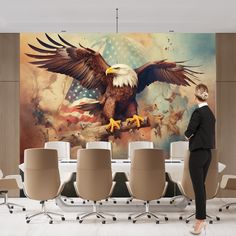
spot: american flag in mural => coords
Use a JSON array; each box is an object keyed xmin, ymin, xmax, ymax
[{"xmin": 58, "ymin": 80, "xmax": 100, "ymax": 124}]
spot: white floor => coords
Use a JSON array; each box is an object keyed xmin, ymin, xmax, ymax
[{"xmin": 0, "ymin": 198, "xmax": 236, "ymax": 236}]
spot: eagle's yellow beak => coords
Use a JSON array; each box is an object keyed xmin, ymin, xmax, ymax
[{"xmin": 106, "ymin": 67, "xmax": 116, "ymax": 75}]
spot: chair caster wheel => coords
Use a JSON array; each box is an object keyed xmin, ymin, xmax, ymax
[
  {"xmin": 144, "ymin": 202, "xmax": 146, "ymax": 205},
  {"xmin": 170, "ymin": 201, "xmax": 174, "ymax": 204},
  {"xmin": 9, "ymin": 210, "xmax": 13, "ymax": 214},
  {"xmin": 70, "ymin": 201, "xmax": 74, "ymax": 204},
  {"xmin": 185, "ymin": 220, "xmax": 189, "ymax": 224},
  {"xmin": 216, "ymin": 217, "xmax": 220, "ymax": 221},
  {"xmin": 179, "ymin": 216, "xmax": 183, "ymax": 220},
  {"xmin": 76, "ymin": 216, "xmax": 80, "ymax": 220},
  {"xmin": 49, "ymin": 220, "xmax": 53, "ymax": 224},
  {"xmin": 132, "ymin": 220, "xmax": 136, "ymax": 223},
  {"xmin": 209, "ymin": 220, "xmax": 213, "ymax": 224},
  {"xmin": 165, "ymin": 217, "xmax": 168, "ymax": 221},
  {"xmin": 226, "ymin": 206, "xmax": 230, "ymax": 210},
  {"xmin": 10, "ymin": 206, "xmax": 14, "ymax": 209},
  {"xmin": 25, "ymin": 216, "xmax": 29, "ymax": 220},
  {"xmin": 64, "ymin": 199, "xmax": 67, "ymax": 202},
  {"xmin": 126, "ymin": 201, "xmax": 130, "ymax": 204},
  {"xmin": 105, "ymin": 199, "xmax": 108, "ymax": 202},
  {"xmin": 61, "ymin": 217, "xmax": 65, "ymax": 221},
  {"xmin": 188, "ymin": 202, "xmax": 191, "ymax": 206},
  {"xmin": 22, "ymin": 208, "xmax": 26, "ymax": 211},
  {"xmin": 113, "ymin": 201, "xmax": 117, "ymax": 204},
  {"xmin": 128, "ymin": 216, "xmax": 131, "ymax": 220},
  {"xmin": 82, "ymin": 201, "xmax": 86, "ymax": 204},
  {"xmin": 97, "ymin": 215, "xmax": 100, "ymax": 218},
  {"xmin": 102, "ymin": 220, "xmax": 106, "ymax": 224},
  {"xmin": 99, "ymin": 202, "xmax": 103, "ymax": 205},
  {"xmin": 79, "ymin": 220, "xmax": 83, "ymax": 223},
  {"xmin": 26, "ymin": 220, "xmax": 30, "ymax": 224},
  {"xmin": 219, "ymin": 208, "xmax": 222, "ymax": 212},
  {"xmin": 147, "ymin": 214, "xmax": 151, "ymax": 219},
  {"xmin": 157, "ymin": 201, "xmax": 160, "ymax": 204},
  {"xmin": 112, "ymin": 217, "xmax": 117, "ymax": 221},
  {"xmin": 156, "ymin": 220, "xmax": 159, "ymax": 224}
]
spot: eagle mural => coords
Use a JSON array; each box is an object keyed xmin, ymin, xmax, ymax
[{"xmin": 26, "ymin": 34, "xmax": 201, "ymax": 133}]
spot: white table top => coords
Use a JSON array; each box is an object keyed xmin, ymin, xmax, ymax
[{"xmin": 19, "ymin": 159, "xmax": 226, "ymax": 184}]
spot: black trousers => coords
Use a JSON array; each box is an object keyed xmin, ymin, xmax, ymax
[{"xmin": 189, "ymin": 149, "xmax": 212, "ymax": 220}]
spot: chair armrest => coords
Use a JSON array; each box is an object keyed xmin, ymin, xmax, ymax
[
  {"xmin": 176, "ymin": 181, "xmax": 186, "ymax": 196},
  {"xmin": 73, "ymin": 182, "xmax": 80, "ymax": 197},
  {"xmin": 108, "ymin": 181, "xmax": 116, "ymax": 197},
  {"xmin": 4, "ymin": 175, "xmax": 23, "ymax": 189},
  {"xmin": 162, "ymin": 182, "xmax": 168, "ymax": 196},
  {"xmin": 0, "ymin": 178, "xmax": 19, "ymax": 191},
  {"xmin": 220, "ymin": 175, "xmax": 236, "ymax": 189},
  {"xmin": 125, "ymin": 181, "xmax": 133, "ymax": 196},
  {"xmin": 112, "ymin": 172, "xmax": 116, "ymax": 180}
]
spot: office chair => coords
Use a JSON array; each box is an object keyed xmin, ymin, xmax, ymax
[
  {"xmin": 86, "ymin": 141, "xmax": 112, "ymax": 157},
  {"xmin": 169, "ymin": 141, "xmax": 189, "ymax": 204},
  {"xmin": 219, "ymin": 175, "xmax": 236, "ymax": 212},
  {"xmin": 86, "ymin": 141, "xmax": 116, "ymax": 204},
  {"xmin": 128, "ymin": 141, "xmax": 154, "ymax": 162},
  {"xmin": 0, "ymin": 169, "xmax": 25, "ymax": 213},
  {"xmin": 126, "ymin": 149, "xmax": 168, "ymax": 224},
  {"xmin": 24, "ymin": 148, "xmax": 66, "ymax": 224},
  {"xmin": 44, "ymin": 141, "xmax": 70, "ymax": 160},
  {"xmin": 178, "ymin": 149, "xmax": 220, "ymax": 224},
  {"xmin": 74, "ymin": 149, "xmax": 116, "ymax": 224},
  {"xmin": 127, "ymin": 141, "xmax": 154, "ymax": 204},
  {"xmin": 44, "ymin": 141, "xmax": 74, "ymax": 204}
]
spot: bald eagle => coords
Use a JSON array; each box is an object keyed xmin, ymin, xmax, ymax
[{"xmin": 26, "ymin": 34, "xmax": 201, "ymax": 132}]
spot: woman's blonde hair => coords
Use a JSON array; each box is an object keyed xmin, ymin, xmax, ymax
[{"xmin": 195, "ymin": 83, "xmax": 209, "ymax": 101}]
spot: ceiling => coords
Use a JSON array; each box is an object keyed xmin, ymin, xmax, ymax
[{"xmin": 0, "ymin": 0, "xmax": 235, "ymax": 32}]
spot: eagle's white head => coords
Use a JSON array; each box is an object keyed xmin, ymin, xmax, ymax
[{"xmin": 105, "ymin": 64, "xmax": 138, "ymax": 88}]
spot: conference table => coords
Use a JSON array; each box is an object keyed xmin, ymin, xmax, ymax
[{"xmin": 19, "ymin": 159, "xmax": 226, "ymax": 213}]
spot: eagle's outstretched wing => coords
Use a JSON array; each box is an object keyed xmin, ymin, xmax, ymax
[
  {"xmin": 134, "ymin": 60, "xmax": 202, "ymax": 93},
  {"xmin": 26, "ymin": 34, "xmax": 110, "ymax": 93}
]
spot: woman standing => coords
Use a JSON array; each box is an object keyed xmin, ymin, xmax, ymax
[{"xmin": 185, "ymin": 84, "xmax": 216, "ymax": 235}]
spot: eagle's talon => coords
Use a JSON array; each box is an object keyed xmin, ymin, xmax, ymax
[
  {"xmin": 126, "ymin": 115, "xmax": 144, "ymax": 128},
  {"xmin": 106, "ymin": 118, "xmax": 121, "ymax": 132}
]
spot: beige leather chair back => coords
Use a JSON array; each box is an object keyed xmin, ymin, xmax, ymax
[
  {"xmin": 181, "ymin": 149, "xmax": 219, "ymax": 200},
  {"xmin": 181, "ymin": 151, "xmax": 195, "ymax": 199},
  {"xmin": 205, "ymin": 149, "xmax": 219, "ymax": 199},
  {"xmin": 129, "ymin": 149, "xmax": 165, "ymax": 201},
  {"xmin": 76, "ymin": 149, "xmax": 112, "ymax": 201},
  {"xmin": 24, "ymin": 148, "xmax": 60, "ymax": 201}
]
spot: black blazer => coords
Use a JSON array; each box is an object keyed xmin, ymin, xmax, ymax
[{"xmin": 185, "ymin": 105, "xmax": 215, "ymax": 152}]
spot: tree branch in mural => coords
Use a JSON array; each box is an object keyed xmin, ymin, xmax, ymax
[
  {"xmin": 58, "ymin": 117, "xmax": 150, "ymax": 146},
  {"xmin": 26, "ymin": 34, "xmax": 201, "ymax": 139}
]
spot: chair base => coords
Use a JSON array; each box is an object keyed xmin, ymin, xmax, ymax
[
  {"xmin": 0, "ymin": 191, "xmax": 25, "ymax": 213},
  {"xmin": 62, "ymin": 196, "xmax": 74, "ymax": 204},
  {"xmin": 170, "ymin": 195, "xmax": 192, "ymax": 205},
  {"xmin": 76, "ymin": 201, "xmax": 116, "ymax": 224},
  {"xmin": 219, "ymin": 202, "xmax": 236, "ymax": 212},
  {"xmin": 26, "ymin": 201, "xmax": 65, "ymax": 224},
  {"xmin": 179, "ymin": 212, "xmax": 220, "ymax": 224},
  {"xmin": 128, "ymin": 201, "xmax": 168, "ymax": 224}
]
